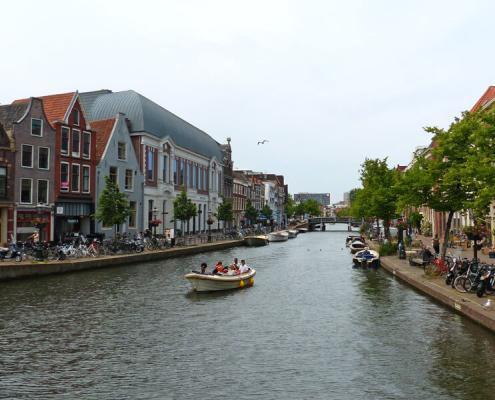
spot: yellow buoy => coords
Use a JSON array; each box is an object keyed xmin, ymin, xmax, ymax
[
  {"xmin": 239, "ymin": 280, "xmax": 245, "ymax": 288},
  {"xmin": 248, "ymin": 277, "xmax": 254, "ymax": 287}
]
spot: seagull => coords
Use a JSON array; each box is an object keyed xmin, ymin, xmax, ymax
[{"xmin": 257, "ymin": 139, "xmax": 269, "ymax": 145}]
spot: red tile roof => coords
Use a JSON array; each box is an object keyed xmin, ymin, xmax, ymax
[
  {"xmin": 471, "ymin": 86, "xmax": 495, "ymax": 112},
  {"xmin": 13, "ymin": 92, "xmax": 75, "ymax": 127},
  {"xmin": 91, "ymin": 118, "xmax": 116, "ymax": 163}
]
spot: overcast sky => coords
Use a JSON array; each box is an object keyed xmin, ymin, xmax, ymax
[{"xmin": 1, "ymin": 0, "xmax": 493, "ymax": 201}]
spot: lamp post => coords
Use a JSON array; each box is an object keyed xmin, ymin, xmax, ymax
[
  {"xmin": 207, "ymin": 212, "xmax": 213, "ymax": 243},
  {"xmin": 198, "ymin": 208, "xmax": 202, "ymax": 233},
  {"xmin": 152, "ymin": 207, "xmax": 158, "ymax": 237}
]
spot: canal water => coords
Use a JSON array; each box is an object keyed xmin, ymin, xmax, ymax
[{"xmin": 1, "ymin": 227, "xmax": 495, "ymax": 399}]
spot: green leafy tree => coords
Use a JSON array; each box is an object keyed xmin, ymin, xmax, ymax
[
  {"xmin": 216, "ymin": 199, "xmax": 234, "ymax": 229},
  {"xmin": 335, "ymin": 207, "xmax": 352, "ymax": 218},
  {"xmin": 94, "ymin": 176, "xmax": 131, "ymax": 237},
  {"xmin": 407, "ymin": 211, "xmax": 424, "ymax": 233},
  {"xmin": 294, "ymin": 202, "xmax": 306, "ymax": 218},
  {"xmin": 244, "ymin": 200, "xmax": 258, "ymax": 226},
  {"xmin": 173, "ymin": 190, "xmax": 197, "ymax": 235},
  {"xmin": 260, "ymin": 204, "xmax": 273, "ymax": 221},
  {"xmin": 285, "ymin": 194, "xmax": 296, "ymax": 219},
  {"xmin": 303, "ymin": 199, "xmax": 322, "ymax": 217}
]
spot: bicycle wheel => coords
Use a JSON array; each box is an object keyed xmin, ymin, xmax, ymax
[
  {"xmin": 454, "ymin": 276, "xmax": 467, "ymax": 293},
  {"xmin": 463, "ymin": 278, "xmax": 473, "ymax": 292}
]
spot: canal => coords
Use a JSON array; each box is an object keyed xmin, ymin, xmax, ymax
[{"xmin": 1, "ymin": 228, "xmax": 495, "ymax": 399}]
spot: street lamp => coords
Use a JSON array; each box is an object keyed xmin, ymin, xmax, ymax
[
  {"xmin": 198, "ymin": 208, "xmax": 202, "ymax": 233},
  {"xmin": 152, "ymin": 207, "xmax": 158, "ymax": 236},
  {"xmin": 207, "ymin": 212, "xmax": 213, "ymax": 242}
]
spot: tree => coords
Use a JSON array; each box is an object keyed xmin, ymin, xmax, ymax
[
  {"xmin": 173, "ymin": 190, "xmax": 197, "ymax": 235},
  {"xmin": 216, "ymin": 199, "xmax": 233, "ymax": 229},
  {"xmin": 335, "ymin": 207, "xmax": 352, "ymax": 218},
  {"xmin": 285, "ymin": 194, "xmax": 296, "ymax": 219},
  {"xmin": 244, "ymin": 200, "xmax": 258, "ymax": 226},
  {"xmin": 260, "ymin": 204, "xmax": 273, "ymax": 221},
  {"xmin": 351, "ymin": 158, "xmax": 399, "ymax": 238},
  {"xmin": 304, "ymin": 199, "xmax": 322, "ymax": 217},
  {"xmin": 294, "ymin": 202, "xmax": 306, "ymax": 218},
  {"xmin": 398, "ymin": 112, "xmax": 486, "ymax": 259},
  {"xmin": 94, "ymin": 176, "xmax": 131, "ymax": 237}
]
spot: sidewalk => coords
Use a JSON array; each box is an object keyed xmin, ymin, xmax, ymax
[{"xmin": 379, "ymin": 254, "xmax": 495, "ymax": 333}]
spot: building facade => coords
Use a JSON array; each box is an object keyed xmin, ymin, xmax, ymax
[
  {"xmin": 294, "ymin": 192, "xmax": 331, "ymax": 206},
  {"xmin": 0, "ymin": 119, "xmax": 15, "ymax": 244},
  {"xmin": 92, "ymin": 114, "xmax": 144, "ymax": 236}
]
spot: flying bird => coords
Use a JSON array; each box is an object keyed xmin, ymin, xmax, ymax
[{"xmin": 257, "ymin": 139, "xmax": 269, "ymax": 145}]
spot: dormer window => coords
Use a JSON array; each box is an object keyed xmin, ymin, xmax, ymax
[
  {"xmin": 117, "ymin": 142, "xmax": 127, "ymax": 160},
  {"xmin": 72, "ymin": 109, "xmax": 80, "ymax": 126},
  {"xmin": 31, "ymin": 118, "xmax": 43, "ymax": 137}
]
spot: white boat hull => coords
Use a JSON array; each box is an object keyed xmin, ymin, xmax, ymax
[
  {"xmin": 353, "ymin": 250, "xmax": 380, "ymax": 268},
  {"xmin": 288, "ymin": 230, "xmax": 298, "ymax": 239},
  {"xmin": 244, "ymin": 235, "xmax": 269, "ymax": 246},
  {"xmin": 268, "ymin": 232, "xmax": 289, "ymax": 242},
  {"xmin": 185, "ymin": 269, "xmax": 256, "ymax": 292}
]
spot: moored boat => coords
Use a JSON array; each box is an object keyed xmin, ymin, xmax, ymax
[
  {"xmin": 244, "ymin": 235, "xmax": 269, "ymax": 247},
  {"xmin": 346, "ymin": 235, "xmax": 364, "ymax": 247},
  {"xmin": 297, "ymin": 228, "xmax": 308, "ymax": 234},
  {"xmin": 352, "ymin": 249, "xmax": 380, "ymax": 268},
  {"xmin": 288, "ymin": 229, "xmax": 298, "ymax": 239},
  {"xmin": 349, "ymin": 240, "xmax": 368, "ymax": 254},
  {"xmin": 185, "ymin": 269, "xmax": 256, "ymax": 292},
  {"xmin": 268, "ymin": 231, "xmax": 289, "ymax": 242}
]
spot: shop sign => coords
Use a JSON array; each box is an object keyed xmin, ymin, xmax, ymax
[
  {"xmin": 56, "ymin": 207, "xmax": 64, "ymax": 215},
  {"xmin": 67, "ymin": 219, "xmax": 78, "ymax": 224}
]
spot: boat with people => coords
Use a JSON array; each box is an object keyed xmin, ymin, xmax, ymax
[
  {"xmin": 288, "ymin": 229, "xmax": 298, "ymax": 239},
  {"xmin": 349, "ymin": 239, "xmax": 368, "ymax": 254},
  {"xmin": 185, "ymin": 269, "xmax": 256, "ymax": 292},
  {"xmin": 352, "ymin": 249, "xmax": 380, "ymax": 269},
  {"xmin": 268, "ymin": 231, "xmax": 289, "ymax": 242},
  {"xmin": 244, "ymin": 235, "xmax": 269, "ymax": 247}
]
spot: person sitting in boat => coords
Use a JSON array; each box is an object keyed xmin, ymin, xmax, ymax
[
  {"xmin": 212, "ymin": 261, "xmax": 228, "ymax": 275},
  {"xmin": 239, "ymin": 259, "xmax": 250, "ymax": 274},
  {"xmin": 200, "ymin": 262, "xmax": 207, "ymax": 274},
  {"xmin": 229, "ymin": 257, "xmax": 239, "ymax": 271}
]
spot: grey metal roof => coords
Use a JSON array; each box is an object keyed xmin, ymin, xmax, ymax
[{"xmin": 80, "ymin": 90, "xmax": 224, "ymax": 161}]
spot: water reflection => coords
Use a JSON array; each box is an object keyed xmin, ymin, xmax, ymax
[{"xmin": 1, "ymin": 231, "xmax": 495, "ymax": 399}]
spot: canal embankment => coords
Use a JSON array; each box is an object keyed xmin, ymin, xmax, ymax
[
  {"xmin": 0, "ymin": 240, "xmax": 244, "ymax": 282},
  {"xmin": 379, "ymin": 254, "xmax": 495, "ymax": 333}
]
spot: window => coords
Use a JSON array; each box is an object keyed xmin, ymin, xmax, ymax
[
  {"xmin": 173, "ymin": 159, "xmax": 178, "ymax": 184},
  {"xmin": 37, "ymin": 180, "xmax": 48, "ymax": 204},
  {"xmin": 38, "ymin": 147, "xmax": 49, "ymax": 170},
  {"xmin": 71, "ymin": 164, "xmax": 80, "ymax": 192},
  {"xmin": 60, "ymin": 162, "xmax": 69, "ymax": 191},
  {"xmin": 162, "ymin": 155, "xmax": 168, "ymax": 183},
  {"xmin": 109, "ymin": 166, "xmax": 118, "ymax": 184},
  {"xmin": 146, "ymin": 148, "xmax": 154, "ymax": 180},
  {"xmin": 125, "ymin": 169, "xmax": 133, "ymax": 190},
  {"xmin": 0, "ymin": 167, "xmax": 6, "ymax": 198},
  {"xmin": 72, "ymin": 130, "xmax": 80, "ymax": 157},
  {"xmin": 20, "ymin": 178, "xmax": 32, "ymax": 204},
  {"xmin": 188, "ymin": 163, "xmax": 193, "ymax": 187},
  {"xmin": 129, "ymin": 201, "xmax": 137, "ymax": 228},
  {"xmin": 83, "ymin": 132, "xmax": 91, "ymax": 158},
  {"xmin": 198, "ymin": 167, "xmax": 202, "ymax": 190},
  {"xmin": 193, "ymin": 165, "xmax": 196, "ymax": 188},
  {"xmin": 21, "ymin": 144, "xmax": 33, "ymax": 168},
  {"xmin": 179, "ymin": 159, "xmax": 185, "ymax": 185},
  {"xmin": 82, "ymin": 166, "xmax": 90, "ymax": 193},
  {"xmin": 61, "ymin": 127, "xmax": 69, "ymax": 155},
  {"xmin": 72, "ymin": 109, "xmax": 80, "ymax": 126},
  {"xmin": 31, "ymin": 118, "xmax": 43, "ymax": 136},
  {"xmin": 117, "ymin": 142, "xmax": 126, "ymax": 160}
]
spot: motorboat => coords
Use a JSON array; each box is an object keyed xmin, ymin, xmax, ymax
[
  {"xmin": 353, "ymin": 249, "xmax": 380, "ymax": 268},
  {"xmin": 244, "ymin": 235, "xmax": 269, "ymax": 247},
  {"xmin": 185, "ymin": 269, "xmax": 256, "ymax": 292},
  {"xmin": 346, "ymin": 235, "xmax": 364, "ymax": 247},
  {"xmin": 288, "ymin": 229, "xmax": 298, "ymax": 239},
  {"xmin": 349, "ymin": 239, "xmax": 368, "ymax": 254},
  {"xmin": 297, "ymin": 228, "xmax": 308, "ymax": 234},
  {"xmin": 268, "ymin": 231, "xmax": 289, "ymax": 242}
]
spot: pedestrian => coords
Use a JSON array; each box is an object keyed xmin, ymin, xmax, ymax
[{"xmin": 432, "ymin": 234, "xmax": 440, "ymax": 255}]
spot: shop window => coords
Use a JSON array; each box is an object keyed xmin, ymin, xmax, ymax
[{"xmin": 20, "ymin": 178, "xmax": 32, "ymax": 204}]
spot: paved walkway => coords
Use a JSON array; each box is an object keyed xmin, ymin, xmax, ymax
[{"xmin": 379, "ymin": 254, "xmax": 495, "ymax": 332}]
